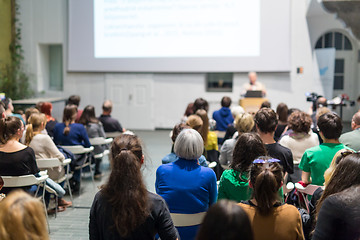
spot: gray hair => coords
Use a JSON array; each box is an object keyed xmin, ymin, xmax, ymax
[{"xmin": 174, "ymin": 129, "xmax": 204, "ymax": 160}]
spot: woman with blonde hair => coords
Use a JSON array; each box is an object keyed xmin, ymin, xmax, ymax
[
  {"xmin": 219, "ymin": 113, "xmax": 254, "ymax": 167},
  {"xmin": 0, "ymin": 190, "xmax": 49, "ymax": 240},
  {"xmin": 25, "ymin": 113, "xmax": 72, "ymax": 209}
]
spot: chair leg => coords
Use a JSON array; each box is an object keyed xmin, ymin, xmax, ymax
[
  {"xmin": 42, "ymin": 182, "xmax": 50, "ymax": 233},
  {"xmin": 89, "ymin": 164, "xmax": 96, "ymax": 188},
  {"xmin": 66, "ymin": 177, "xmax": 74, "ymax": 208},
  {"xmin": 78, "ymin": 168, "xmax": 82, "ymax": 196}
]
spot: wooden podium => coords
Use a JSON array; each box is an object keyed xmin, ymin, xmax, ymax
[{"xmin": 239, "ymin": 98, "xmax": 268, "ymax": 113}]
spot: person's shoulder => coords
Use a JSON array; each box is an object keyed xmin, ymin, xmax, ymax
[
  {"xmin": 340, "ymin": 130, "xmax": 359, "ymax": 139},
  {"xmin": 279, "ymin": 204, "xmax": 302, "ymax": 217},
  {"xmin": 148, "ymin": 191, "xmax": 166, "ymax": 203}
]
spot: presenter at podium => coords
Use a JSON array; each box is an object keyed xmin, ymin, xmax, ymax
[{"xmin": 242, "ymin": 71, "xmax": 266, "ymax": 97}]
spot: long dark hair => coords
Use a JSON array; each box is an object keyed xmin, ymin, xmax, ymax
[
  {"xmin": 196, "ymin": 200, "xmax": 253, "ymax": 240},
  {"xmin": 0, "ymin": 116, "xmax": 22, "ymax": 144},
  {"xmin": 102, "ymin": 134, "xmax": 149, "ymax": 237},
  {"xmin": 316, "ymin": 153, "xmax": 360, "ymax": 219},
  {"xmin": 62, "ymin": 105, "xmax": 77, "ymax": 136},
  {"xmin": 78, "ymin": 105, "xmax": 99, "ymax": 126},
  {"xmin": 249, "ymin": 158, "xmax": 283, "ymax": 215},
  {"xmin": 231, "ymin": 133, "xmax": 267, "ymax": 173}
]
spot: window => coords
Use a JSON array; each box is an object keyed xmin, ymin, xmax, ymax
[
  {"xmin": 315, "ymin": 31, "xmax": 352, "ymax": 50},
  {"xmin": 206, "ymin": 73, "xmax": 233, "ymax": 92},
  {"xmin": 49, "ymin": 45, "xmax": 63, "ymax": 91}
]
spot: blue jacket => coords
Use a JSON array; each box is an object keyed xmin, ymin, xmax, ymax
[
  {"xmin": 53, "ymin": 123, "xmax": 91, "ymax": 147},
  {"xmin": 212, "ymin": 107, "xmax": 234, "ymax": 131},
  {"xmin": 156, "ymin": 158, "xmax": 217, "ymax": 240}
]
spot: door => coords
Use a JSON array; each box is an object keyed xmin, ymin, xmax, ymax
[
  {"xmin": 332, "ymin": 51, "xmax": 357, "ymax": 121},
  {"xmin": 105, "ymin": 74, "xmax": 154, "ymax": 130}
]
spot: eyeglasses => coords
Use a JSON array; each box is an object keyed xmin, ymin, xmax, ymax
[{"xmin": 253, "ymin": 158, "xmax": 280, "ymax": 164}]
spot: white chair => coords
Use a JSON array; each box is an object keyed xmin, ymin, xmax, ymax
[
  {"xmin": 295, "ymin": 183, "xmax": 323, "ymax": 213},
  {"xmin": 170, "ymin": 212, "xmax": 207, "ymax": 227},
  {"xmin": 2, "ymin": 174, "xmax": 50, "ymax": 230},
  {"xmin": 105, "ymin": 132, "xmax": 122, "ymax": 138},
  {"xmin": 36, "ymin": 158, "xmax": 74, "ymax": 208},
  {"xmin": 89, "ymin": 137, "xmax": 113, "ymax": 159},
  {"xmin": 61, "ymin": 145, "xmax": 95, "ymax": 194}
]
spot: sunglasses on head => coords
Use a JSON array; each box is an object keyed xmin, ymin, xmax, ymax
[{"xmin": 253, "ymin": 158, "xmax": 280, "ymax": 164}]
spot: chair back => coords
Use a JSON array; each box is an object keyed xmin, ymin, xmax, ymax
[
  {"xmin": 61, "ymin": 145, "xmax": 94, "ymax": 154},
  {"xmin": 36, "ymin": 158, "xmax": 62, "ymax": 168},
  {"xmin": 2, "ymin": 175, "xmax": 48, "ymax": 187},
  {"xmin": 170, "ymin": 212, "xmax": 206, "ymax": 227},
  {"xmin": 89, "ymin": 137, "xmax": 113, "ymax": 146}
]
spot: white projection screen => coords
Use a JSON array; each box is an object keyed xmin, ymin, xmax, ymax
[{"xmin": 68, "ymin": 0, "xmax": 290, "ymax": 72}]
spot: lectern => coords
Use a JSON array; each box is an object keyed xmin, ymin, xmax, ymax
[{"xmin": 239, "ymin": 98, "xmax": 268, "ymax": 114}]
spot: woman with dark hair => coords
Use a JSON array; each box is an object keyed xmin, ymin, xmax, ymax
[
  {"xmin": 239, "ymin": 158, "xmax": 304, "ymax": 240},
  {"xmin": 312, "ymin": 152, "xmax": 360, "ymax": 240},
  {"xmin": 53, "ymin": 105, "xmax": 91, "ymax": 191},
  {"xmin": 90, "ymin": 134, "xmax": 178, "ymax": 240},
  {"xmin": 193, "ymin": 98, "xmax": 209, "ymax": 113},
  {"xmin": 219, "ymin": 113, "xmax": 255, "ymax": 167},
  {"xmin": 279, "ymin": 111, "xmax": 319, "ymax": 182},
  {"xmin": 79, "ymin": 105, "xmax": 107, "ymax": 179},
  {"xmin": 0, "ymin": 117, "xmax": 39, "ymax": 194},
  {"xmin": 274, "ymin": 103, "xmax": 288, "ymax": 141},
  {"xmin": 40, "ymin": 101, "xmax": 58, "ymax": 138},
  {"xmin": 218, "ymin": 133, "xmax": 267, "ymax": 202},
  {"xmin": 196, "ymin": 200, "xmax": 253, "ymax": 240}
]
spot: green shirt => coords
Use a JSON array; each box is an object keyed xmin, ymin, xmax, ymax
[
  {"xmin": 299, "ymin": 143, "xmax": 349, "ymax": 186},
  {"xmin": 218, "ymin": 169, "xmax": 284, "ymax": 202},
  {"xmin": 218, "ymin": 170, "xmax": 252, "ymax": 202}
]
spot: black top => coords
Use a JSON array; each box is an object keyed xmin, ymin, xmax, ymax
[
  {"xmin": 98, "ymin": 114, "xmax": 123, "ymax": 133},
  {"xmin": 274, "ymin": 124, "xmax": 287, "ymax": 142},
  {"xmin": 313, "ymin": 192, "xmax": 360, "ymax": 240},
  {"xmin": 0, "ymin": 147, "xmax": 39, "ymax": 194},
  {"xmin": 266, "ymin": 143, "xmax": 294, "ymax": 174},
  {"xmin": 222, "ymin": 125, "xmax": 237, "ymax": 144},
  {"xmin": 90, "ymin": 191, "xmax": 178, "ymax": 240},
  {"xmin": 0, "ymin": 147, "xmax": 39, "ymax": 176},
  {"xmin": 45, "ymin": 119, "xmax": 58, "ymax": 138}
]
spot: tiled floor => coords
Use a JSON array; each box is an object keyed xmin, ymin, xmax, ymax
[{"xmin": 48, "ymin": 130, "xmax": 172, "ymax": 239}]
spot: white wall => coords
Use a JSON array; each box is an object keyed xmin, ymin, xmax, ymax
[{"xmin": 18, "ymin": 0, "xmax": 360, "ymax": 129}]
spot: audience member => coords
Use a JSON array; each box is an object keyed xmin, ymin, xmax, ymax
[
  {"xmin": 79, "ymin": 105, "xmax": 107, "ymax": 179},
  {"xmin": 238, "ymin": 157, "xmax": 304, "ymax": 240},
  {"xmin": 218, "ymin": 133, "xmax": 267, "ymax": 202},
  {"xmin": 279, "ymin": 111, "xmax": 319, "ymax": 182},
  {"xmin": 242, "ymin": 72, "xmax": 266, "ymax": 96},
  {"xmin": 254, "ymin": 108, "xmax": 294, "ymax": 177},
  {"xmin": 274, "ymin": 103, "xmax": 288, "ymax": 141},
  {"xmin": 339, "ymin": 111, "xmax": 360, "ymax": 151},
  {"xmin": 180, "ymin": 102, "xmax": 194, "ymax": 124},
  {"xmin": 98, "ymin": 100, "xmax": 125, "ymax": 133},
  {"xmin": 196, "ymin": 109, "xmax": 218, "ymax": 152},
  {"xmin": 25, "ymin": 113, "xmax": 72, "ymax": 209},
  {"xmin": 156, "ymin": 129, "xmax": 217, "ymax": 240},
  {"xmin": 35, "ymin": 101, "xmax": 44, "ymax": 111},
  {"xmin": 222, "ymin": 105, "xmax": 245, "ymax": 142},
  {"xmin": 212, "ymin": 96, "xmax": 234, "ymax": 131},
  {"xmin": 196, "ymin": 200, "xmax": 254, "ymax": 240},
  {"xmin": 53, "ymin": 105, "xmax": 91, "ymax": 192},
  {"xmin": 162, "ymin": 123, "xmax": 208, "ymax": 167},
  {"xmin": 312, "ymin": 107, "xmax": 331, "ymax": 144},
  {"xmin": 40, "ymin": 101, "xmax": 58, "ymax": 138},
  {"xmin": 310, "ymin": 97, "xmax": 328, "ymax": 127},
  {"xmin": 20, "ymin": 107, "xmax": 41, "ymax": 143},
  {"xmin": 219, "ymin": 113, "xmax": 254, "ymax": 167},
  {"xmin": 299, "ymin": 112, "xmax": 350, "ymax": 186},
  {"xmin": 0, "ymin": 190, "xmax": 49, "ymax": 240},
  {"xmin": 90, "ymin": 134, "xmax": 178, "ymax": 240},
  {"xmin": 313, "ymin": 153, "xmax": 360, "ymax": 240},
  {"xmin": 0, "ymin": 116, "xmax": 39, "ymax": 194},
  {"xmin": 260, "ymin": 101, "xmax": 271, "ymax": 109},
  {"xmin": 193, "ymin": 97, "xmax": 209, "ymax": 113},
  {"xmin": 67, "ymin": 95, "xmax": 82, "ymax": 122},
  {"xmin": 1, "ymin": 97, "xmax": 25, "ymax": 124}
]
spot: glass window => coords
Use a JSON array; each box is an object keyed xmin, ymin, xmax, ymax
[
  {"xmin": 344, "ymin": 36, "xmax": 352, "ymax": 50},
  {"xmin": 315, "ymin": 37, "xmax": 323, "ymax": 49},
  {"xmin": 334, "ymin": 59, "xmax": 344, "ymax": 73},
  {"xmin": 49, "ymin": 45, "xmax": 63, "ymax": 91},
  {"xmin": 324, "ymin": 32, "xmax": 333, "ymax": 48},
  {"xmin": 334, "ymin": 32, "xmax": 343, "ymax": 50},
  {"xmin": 333, "ymin": 76, "xmax": 344, "ymax": 90},
  {"xmin": 206, "ymin": 73, "xmax": 233, "ymax": 92}
]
